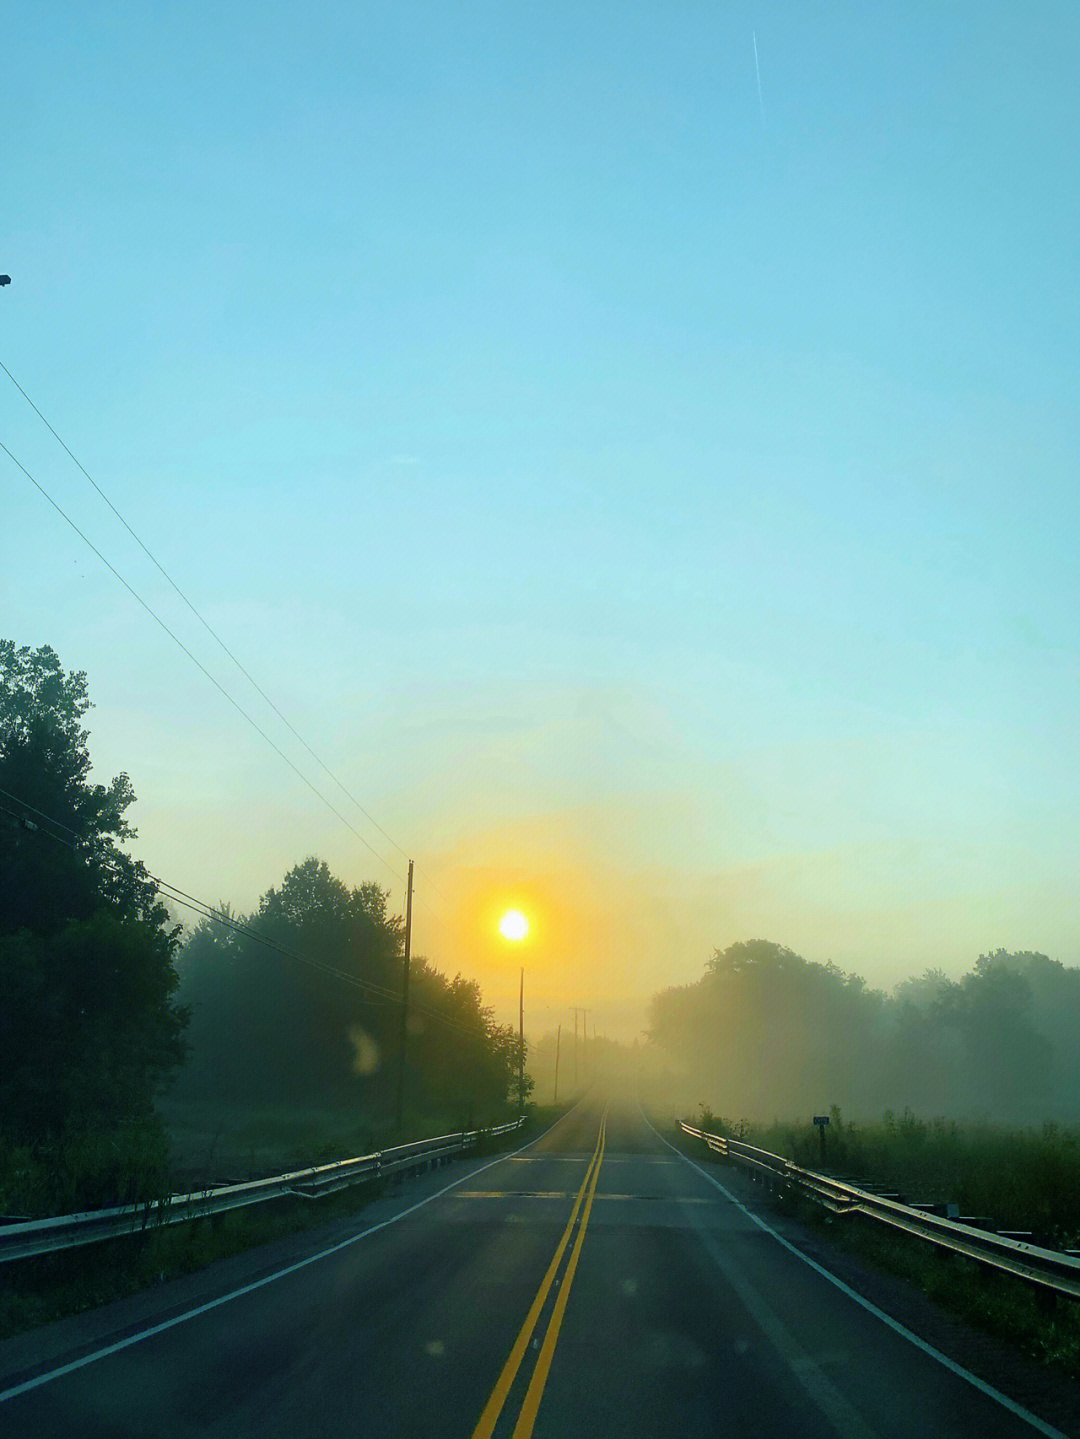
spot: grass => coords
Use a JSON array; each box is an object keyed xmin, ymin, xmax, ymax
[
  {"xmin": 812, "ymin": 1207, "xmax": 1080, "ymax": 1374},
  {"xmin": 0, "ymin": 1119, "xmax": 172, "ymax": 1220},
  {"xmin": 736, "ymin": 1107, "xmax": 1080, "ymax": 1250},
  {"xmin": 159, "ymin": 1098, "xmax": 395, "ymax": 1188}
]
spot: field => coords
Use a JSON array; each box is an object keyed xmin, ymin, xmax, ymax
[
  {"xmin": 158, "ymin": 1096, "xmax": 399, "ymax": 1190},
  {"xmin": 697, "ymin": 1107, "xmax": 1080, "ymax": 1250}
]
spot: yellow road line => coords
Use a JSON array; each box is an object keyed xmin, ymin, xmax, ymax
[
  {"xmin": 470, "ymin": 1116, "xmax": 606, "ymax": 1439},
  {"xmin": 457, "ymin": 1191, "xmax": 572, "ymax": 1200},
  {"xmin": 510, "ymin": 1110, "xmax": 607, "ymax": 1438},
  {"xmin": 457, "ymin": 1191, "xmax": 713, "ymax": 1203}
]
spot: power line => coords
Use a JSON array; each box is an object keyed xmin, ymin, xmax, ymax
[
  {"xmin": 0, "ymin": 786, "xmax": 483, "ymax": 1038},
  {"xmin": 0, "ymin": 358, "xmax": 410, "ymax": 865},
  {"xmin": 0, "ymin": 786, "xmax": 403, "ymax": 1007},
  {"xmin": 1, "ymin": 358, "xmax": 452, "ymax": 911},
  {"xmin": 153, "ymin": 887, "xmax": 485, "ymax": 1038},
  {"xmin": 0, "ymin": 785, "xmax": 82, "ymax": 841},
  {"xmin": 152, "ymin": 880, "xmax": 409, "ymax": 1008},
  {"xmin": 0, "ymin": 796, "xmax": 406, "ymax": 1014},
  {"xmin": 1, "ymin": 437, "xmax": 408, "ymax": 889}
]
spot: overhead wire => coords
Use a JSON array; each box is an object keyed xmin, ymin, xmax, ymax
[
  {"xmin": 0, "ymin": 785, "xmax": 394, "ymax": 1009},
  {"xmin": 0, "ymin": 785, "xmax": 486, "ymax": 1038},
  {"xmin": 0, "ymin": 358, "xmax": 453, "ymax": 913},
  {"xmin": 0, "ymin": 358, "xmax": 412, "ymax": 868},
  {"xmin": 1, "ymin": 436, "xmax": 407, "ymax": 889}
]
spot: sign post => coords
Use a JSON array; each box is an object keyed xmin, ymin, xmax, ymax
[{"xmin": 813, "ymin": 1114, "xmax": 830, "ymax": 1164}]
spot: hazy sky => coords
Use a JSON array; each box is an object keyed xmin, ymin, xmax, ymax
[{"xmin": 3, "ymin": 2, "xmax": 1078, "ymax": 1037}]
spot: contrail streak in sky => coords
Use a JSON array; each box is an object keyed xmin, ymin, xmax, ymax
[{"xmin": 753, "ymin": 30, "xmax": 765, "ymax": 129}]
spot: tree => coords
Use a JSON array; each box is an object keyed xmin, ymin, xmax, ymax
[
  {"xmin": 0, "ymin": 641, "xmax": 188, "ymax": 1149},
  {"xmin": 650, "ymin": 939, "xmax": 885, "ymax": 1119},
  {"xmin": 0, "ymin": 641, "xmax": 163, "ymax": 934},
  {"xmin": 176, "ymin": 859, "xmax": 527, "ymax": 1124},
  {"xmin": 174, "ymin": 858, "xmax": 406, "ymax": 1108},
  {"xmin": 949, "ymin": 953, "xmax": 1053, "ymax": 1116}
]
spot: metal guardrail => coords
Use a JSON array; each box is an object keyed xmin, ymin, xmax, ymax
[
  {"xmin": 0, "ymin": 1118, "xmax": 526, "ymax": 1264},
  {"xmin": 679, "ymin": 1122, "xmax": 1080, "ymax": 1301}
]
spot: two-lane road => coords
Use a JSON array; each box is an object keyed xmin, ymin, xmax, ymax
[{"xmin": 0, "ymin": 1097, "xmax": 1072, "ymax": 1436}]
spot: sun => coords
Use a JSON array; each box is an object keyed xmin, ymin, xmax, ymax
[{"xmin": 498, "ymin": 909, "xmax": 529, "ymax": 942}]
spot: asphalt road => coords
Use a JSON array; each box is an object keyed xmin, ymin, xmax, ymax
[{"xmin": 0, "ymin": 1095, "xmax": 1073, "ymax": 1437}]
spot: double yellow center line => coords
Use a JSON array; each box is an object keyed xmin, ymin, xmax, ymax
[{"xmin": 471, "ymin": 1106, "xmax": 609, "ymax": 1439}]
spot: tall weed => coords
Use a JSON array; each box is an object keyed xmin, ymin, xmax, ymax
[{"xmin": 728, "ymin": 1109, "xmax": 1080, "ymax": 1247}]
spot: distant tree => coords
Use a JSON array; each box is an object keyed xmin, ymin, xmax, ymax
[
  {"xmin": 948, "ymin": 953, "xmax": 1053, "ymax": 1116},
  {"xmin": 0, "ymin": 640, "xmax": 187, "ymax": 1147},
  {"xmin": 650, "ymin": 939, "xmax": 887, "ymax": 1118},
  {"xmin": 986, "ymin": 953, "xmax": 1080, "ymax": 1118},
  {"xmin": 170, "ymin": 904, "xmax": 249, "ymax": 1101},
  {"xmin": 883, "ymin": 970, "xmax": 965, "ymax": 1115},
  {"xmin": 175, "ymin": 858, "xmax": 407, "ymax": 1108},
  {"xmin": 408, "ymin": 969, "xmax": 528, "ymax": 1123},
  {"xmin": 892, "ymin": 968, "xmax": 954, "ymax": 1012},
  {"xmin": 176, "ymin": 859, "xmax": 527, "ymax": 1124},
  {"xmin": 705, "ymin": 938, "xmax": 805, "ymax": 978},
  {"xmin": 647, "ymin": 935, "xmax": 1080, "ymax": 1124}
]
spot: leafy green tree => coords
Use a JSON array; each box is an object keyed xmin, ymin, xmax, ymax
[
  {"xmin": 647, "ymin": 937, "xmax": 1080, "ymax": 1124},
  {"xmin": 659, "ymin": 939, "xmax": 884, "ymax": 1117},
  {"xmin": 176, "ymin": 859, "xmax": 526, "ymax": 1125},
  {"xmin": 175, "ymin": 858, "xmax": 406, "ymax": 1108},
  {"xmin": 950, "ymin": 953, "xmax": 1053, "ymax": 1116},
  {"xmin": 0, "ymin": 641, "xmax": 187, "ymax": 1152}
]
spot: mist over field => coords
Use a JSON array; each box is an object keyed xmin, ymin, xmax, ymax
[{"xmin": 643, "ymin": 939, "xmax": 1080, "ymax": 1128}]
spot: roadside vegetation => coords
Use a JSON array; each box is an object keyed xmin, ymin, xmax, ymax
[
  {"xmin": 0, "ymin": 1105, "xmax": 556, "ymax": 1343},
  {"xmin": 691, "ymin": 1105, "xmax": 1080, "ymax": 1251}
]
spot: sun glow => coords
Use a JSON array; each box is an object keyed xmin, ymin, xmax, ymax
[{"xmin": 498, "ymin": 909, "xmax": 529, "ymax": 942}]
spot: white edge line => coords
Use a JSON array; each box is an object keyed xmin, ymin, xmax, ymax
[
  {"xmin": 0, "ymin": 1105, "xmax": 582, "ymax": 1405},
  {"xmin": 640, "ymin": 1108, "xmax": 1069, "ymax": 1439}
]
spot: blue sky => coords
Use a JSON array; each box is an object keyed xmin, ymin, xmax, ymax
[{"xmin": 3, "ymin": 2, "xmax": 1078, "ymax": 1034}]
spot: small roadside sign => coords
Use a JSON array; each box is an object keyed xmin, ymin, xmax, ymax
[{"xmin": 813, "ymin": 1114, "xmax": 830, "ymax": 1160}]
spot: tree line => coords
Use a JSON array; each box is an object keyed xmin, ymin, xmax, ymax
[
  {"xmin": 0, "ymin": 640, "xmax": 524, "ymax": 1212},
  {"xmin": 172, "ymin": 857, "xmax": 527, "ymax": 1128},
  {"xmin": 647, "ymin": 939, "xmax": 1080, "ymax": 1125}
]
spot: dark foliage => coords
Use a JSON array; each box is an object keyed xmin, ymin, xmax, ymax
[
  {"xmin": 174, "ymin": 857, "xmax": 526, "ymax": 1126},
  {"xmin": 0, "ymin": 641, "xmax": 188, "ymax": 1161}
]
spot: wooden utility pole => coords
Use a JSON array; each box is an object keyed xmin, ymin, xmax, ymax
[
  {"xmin": 573, "ymin": 1008, "xmax": 579, "ymax": 1088},
  {"xmin": 553, "ymin": 1023, "xmax": 561, "ymax": 1104},
  {"xmin": 518, "ymin": 967, "xmax": 525, "ymax": 1116},
  {"xmin": 394, "ymin": 860, "xmax": 414, "ymax": 1131}
]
